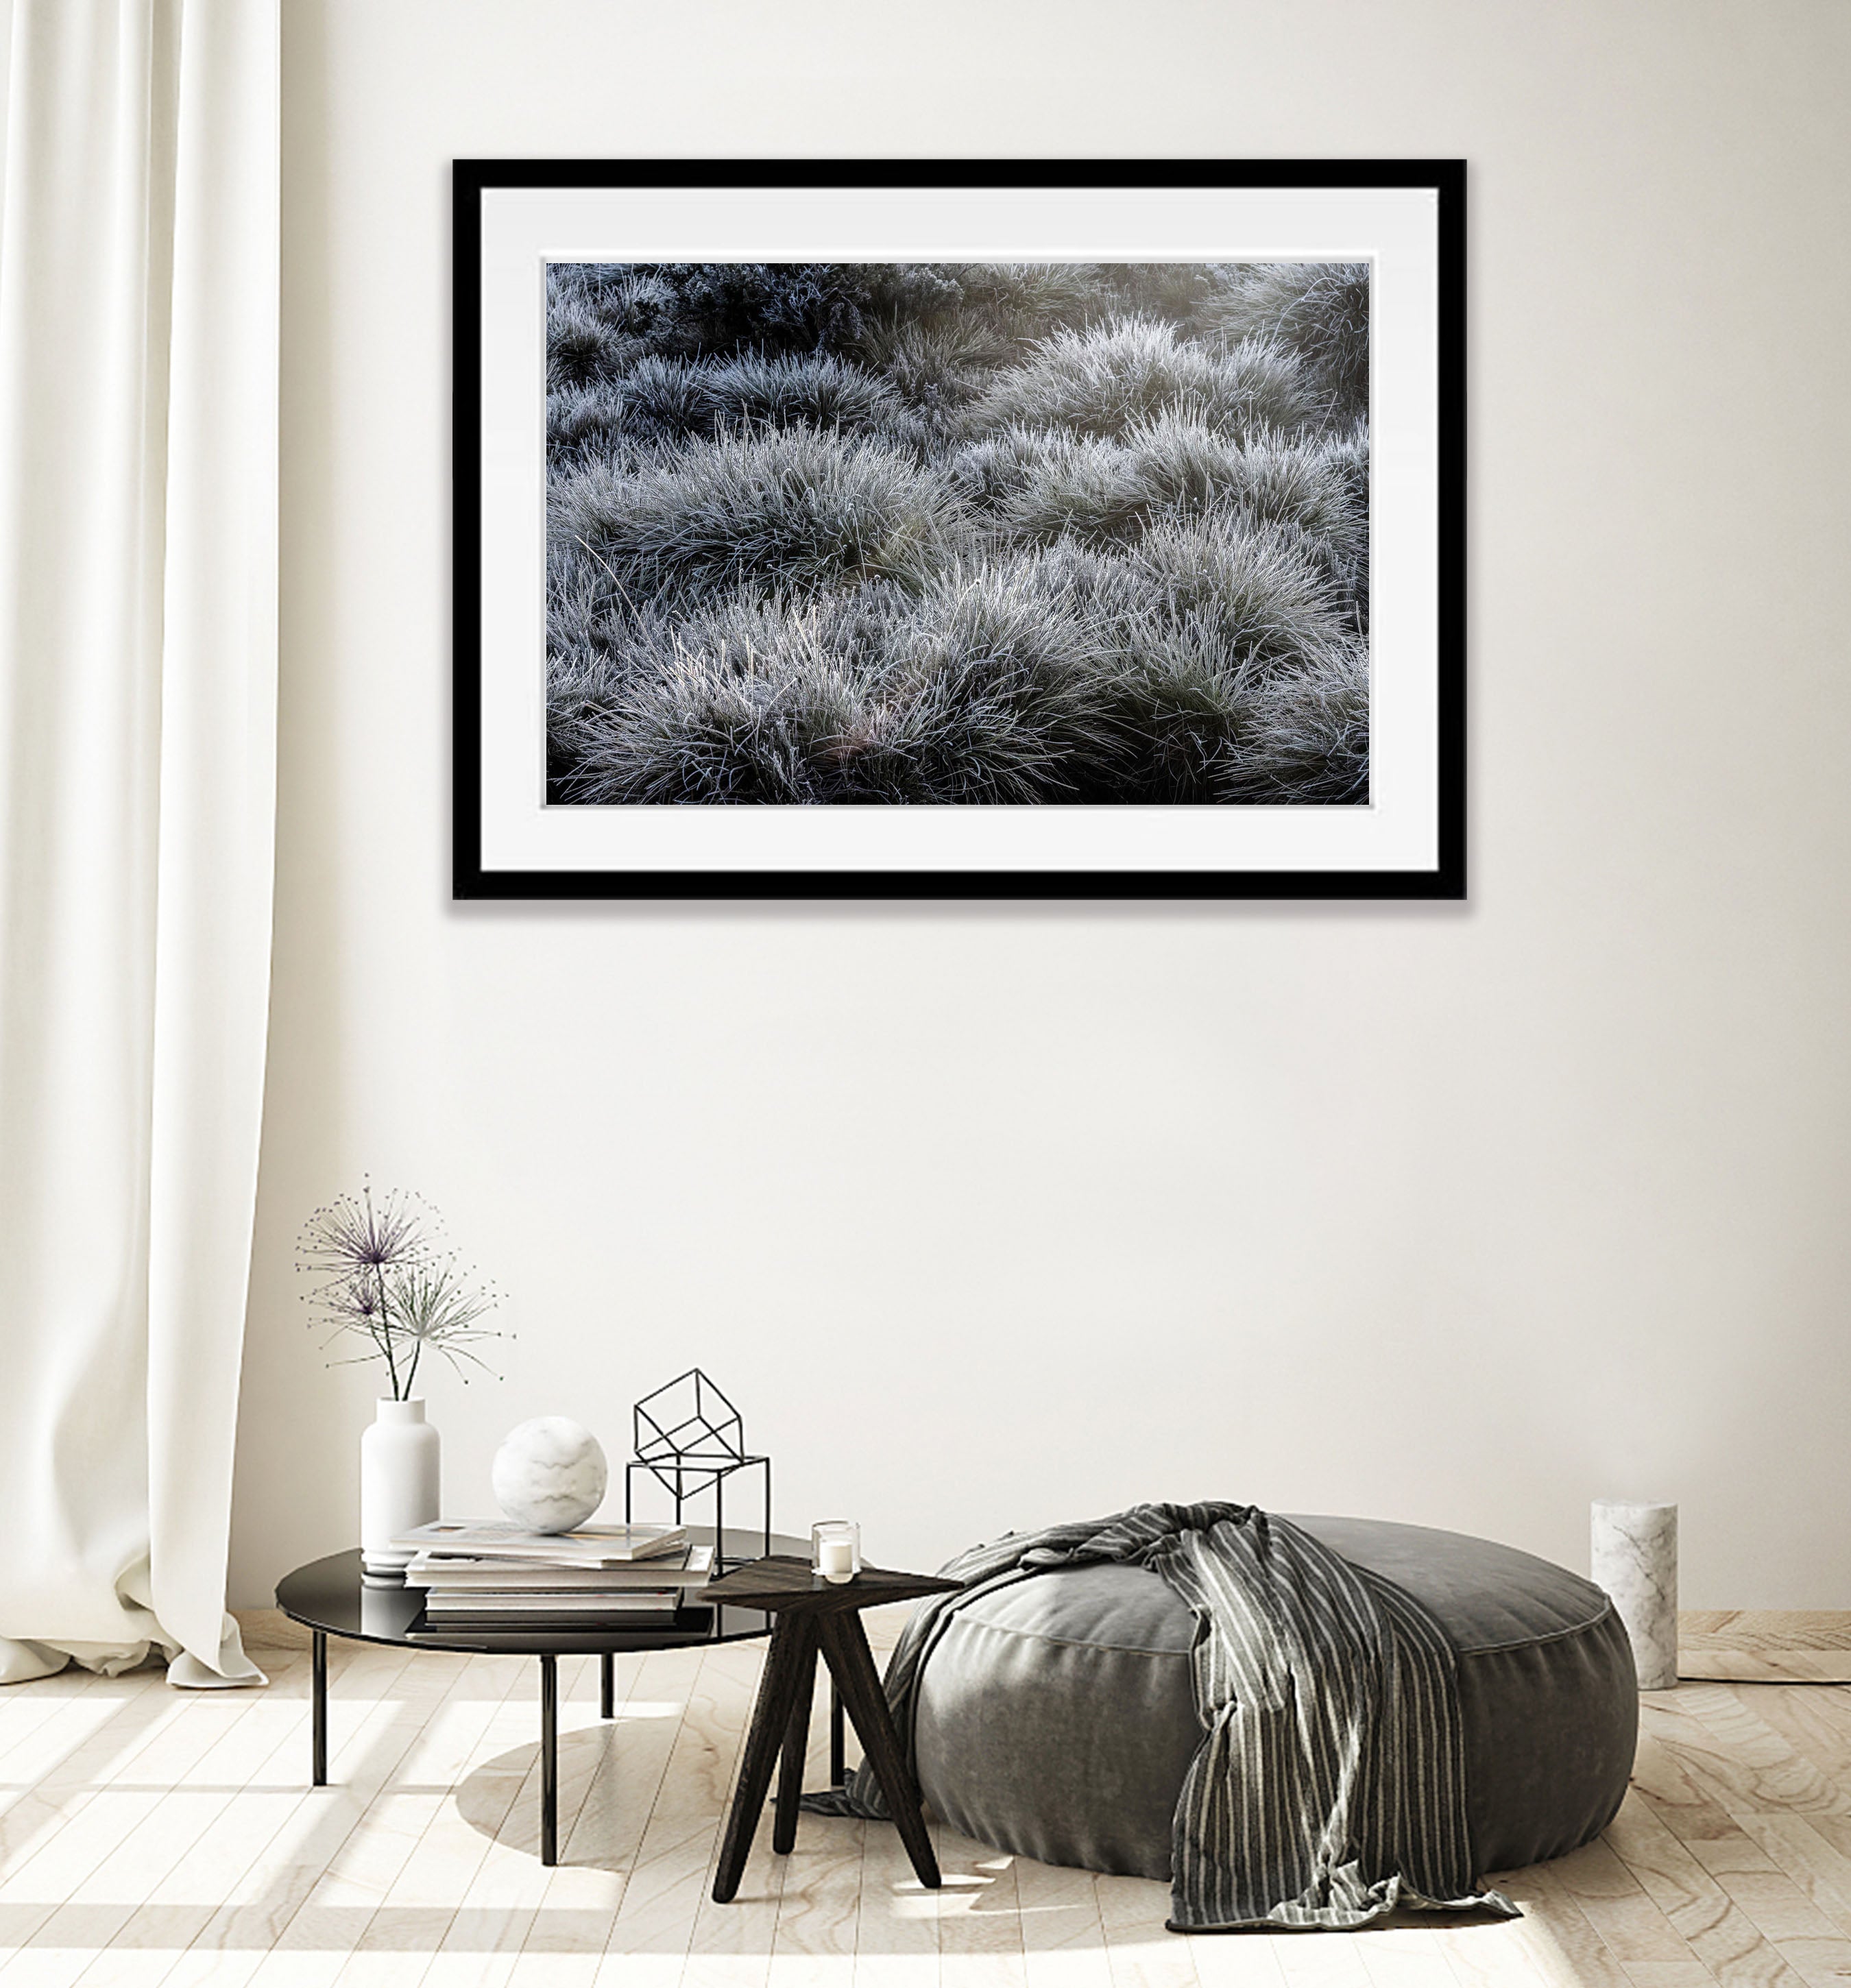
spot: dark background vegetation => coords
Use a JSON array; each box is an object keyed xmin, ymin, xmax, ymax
[{"xmin": 545, "ymin": 261, "xmax": 1369, "ymax": 805}]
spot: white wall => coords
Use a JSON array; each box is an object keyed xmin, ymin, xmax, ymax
[{"xmin": 231, "ymin": 0, "xmax": 1851, "ymax": 1610}]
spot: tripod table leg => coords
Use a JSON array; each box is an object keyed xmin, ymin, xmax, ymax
[
  {"xmin": 819, "ymin": 1613, "xmax": 940, "ymax": 1890},
  {"xmin": 713, "ymin": 1619, "xmax": 813, "ymax": 1903},
  {"xmin": 773, "ymin": 1619, "xmax": 819, "ymax": 1854}
]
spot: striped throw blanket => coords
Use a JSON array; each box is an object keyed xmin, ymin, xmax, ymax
[{"xmin": 812, "ymin": 1503, "xmax": 1519, "ymax": 1932}]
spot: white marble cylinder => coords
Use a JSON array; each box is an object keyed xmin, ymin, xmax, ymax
[{"xmin": 1591, "ymin": 1499, "xmax": 1678, "ymax": 1690}]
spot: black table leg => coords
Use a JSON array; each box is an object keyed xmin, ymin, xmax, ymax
[
  {"xmin": 540, "ymin": 1653, "xmax": 559, "ymax": 1866},
  {"xmin": 713, "ymin": 1617, "xmax": 814, "ymax": 1903},
  {"xmin": 819, "ymin": 1613, "xmax": 940, "ymax": 1889},
  {"xmin": 600, "ymin": 1651, "xmax": 614, "ymax": 1721},
  {"xmin": 311, "ymin": 1631, "xmax": 327, "ymax": 1786},
  {"xmin": 773, "ymin": 1619, "xmax": 818, "ymax": 1854},
  {"xmin": 830, "ymin": 1677, "xmax": 845, "ymax": 1789}
]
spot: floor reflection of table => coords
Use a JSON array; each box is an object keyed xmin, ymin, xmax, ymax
[{"xmin": 276, "ymin": 1527, "xmax": 808, "ymax": 1864}]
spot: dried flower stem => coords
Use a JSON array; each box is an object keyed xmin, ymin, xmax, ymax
[{"xmin": 296, "ymin": 1181, "xmax": 505, "ymax": 1398}]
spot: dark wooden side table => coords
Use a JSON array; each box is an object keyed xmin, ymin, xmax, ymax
[{"xmin": 702, "ymin": 1555, "xmax": 960, "ymax": 1904}]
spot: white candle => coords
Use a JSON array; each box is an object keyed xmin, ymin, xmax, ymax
[{"xmin": 818, "ymin": 1538, "xmax": 855, "ymax": 1582}]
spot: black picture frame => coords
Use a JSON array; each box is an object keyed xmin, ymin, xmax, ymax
[{"xmin": 454, "ymin": 159, "xmax": 1465, "ymax": 901}]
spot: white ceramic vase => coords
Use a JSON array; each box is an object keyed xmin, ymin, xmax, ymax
[{"xmin": 360, "ymin": 1398, "xmax": 441, "ymax": 1575}]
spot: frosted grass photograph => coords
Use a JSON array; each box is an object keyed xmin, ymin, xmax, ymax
[{"xmin": 543, "ymin": 261, "xmax": 1370, "ymax": 808}]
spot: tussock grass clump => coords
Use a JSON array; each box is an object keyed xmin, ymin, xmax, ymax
[
  {"xmin": 1129, "ymin": 416, "xmax": 1367, "ymax": 567},
  {"xmin": 1109, "ymin": 620, "xmax": 1257, "ymax": 803},
  {"xmin": 544, "ymin": 260, "xmax": 1371, "ymax": 804},
  {"xmin": 561, "ymin": 352, "xmax": 915, "ymax": 454},
  {"xmin": 568, "ymin": 602, "xmax": 876, "ymax": 805},
  {"xmin": 1222, "ymin": 641, "xmax": 1370, "ymax": 803},
  {"xmin": 565, "ymin": 578, "xmax": 1124, "ymax": 806},
  {"xmin": 1130, "ymin": 517, "xmax": 1353, "ymax": 677},
  {"xmin": 546, "ymin": 302, "xmax": 631, "ymax": 391},
  {"xmin": 545, "ymin": 266, "xmax": 655, "ymax": 387},
  {"xmin": 1208, "ymin": 262, "xmax": 1370, "ymax": 420},
  {"xmin": 982, "ymin": 416, "xmax": 1366, "ymax": 571},
  {"xmin": 547, "ymin": 383, "xmax": 627, "ymax": 466},
  {"xmin": 549, "ymin": 263, "xmax": 673, "ymax": 326},
  {"xmin": 606, "ymin": 355, "xmax": 716, "ymax": 446},
  {"xmin": 872, "ymin": 570, "xmax": 1128, "ymax": 802},
  {"xmin": 856, "ymin": 318, "xmax": 1013, "ymax": 413},
  {"xmin": 553, "ymin": 427, "xmax": 969, "ymax": 600},
  {"xmin": 703, "ymin": 352, "xmax": 906, "ymax": 437},
  {"xmin": 993, "ymin": 434, "xmax": 1149, "ymax": 545},
  {"xmin": 945, "ymin": 428, "xmax": 1072, "ymax": 509},
  {"xmin": 963, "ymin": 318, "xmax": 1316, "ymax": 441},
  {"xmin": 950, "ymin": 263, "xmax": 1109, "ymax": 341}
]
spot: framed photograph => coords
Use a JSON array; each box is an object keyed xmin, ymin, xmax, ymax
[{"xmin": 454, "ymin": 160, "xmax": 1464, "ymax": 900}]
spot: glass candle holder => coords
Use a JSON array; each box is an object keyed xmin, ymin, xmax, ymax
[{"xmin": 812, "ymin": 1519, "xmax": 860, "ymax": 1584}]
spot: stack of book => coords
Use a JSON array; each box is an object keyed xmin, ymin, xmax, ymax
[{"xmin": 394, "ymin": 1519, "xmax": 712, "ymax": 1627}]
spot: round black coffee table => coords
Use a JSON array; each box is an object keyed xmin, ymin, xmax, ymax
[{"xmin": 276, "ymin": 1526, "xmax": 812, "ymax": 1864}]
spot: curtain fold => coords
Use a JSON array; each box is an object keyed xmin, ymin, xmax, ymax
[{"xmin": 0, "ymin": 0, "xmax": 279, "ymax": 1686}]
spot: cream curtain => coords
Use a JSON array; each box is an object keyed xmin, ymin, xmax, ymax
[{"xmin": 0, "ymin": 0, "xmax": 278, "ymax": 1686}]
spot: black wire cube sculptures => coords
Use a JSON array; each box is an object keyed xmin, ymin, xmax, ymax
[{"xmin": 625, "ymin": 1369, "xmax": 771, "ymax": 1571}]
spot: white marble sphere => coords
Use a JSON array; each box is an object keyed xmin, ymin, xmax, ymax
[{"xmin": 492, "ymin": 1418, "xmax": 608, "ymax": 1533}]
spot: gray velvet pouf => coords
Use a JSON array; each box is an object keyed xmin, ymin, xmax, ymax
[{"xmin": 910, "ymin": 1514, "xmax": 1637, "ymax": 1882}]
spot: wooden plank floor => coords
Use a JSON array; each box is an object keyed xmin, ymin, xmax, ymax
[
  {"xmin": 3, "ymin": 1615, "xmax": 1851, "ymax": 1988},
  {"xmin": 1680, "ymin": 1621, "xmax": 1851, "ymax": 1686}
]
